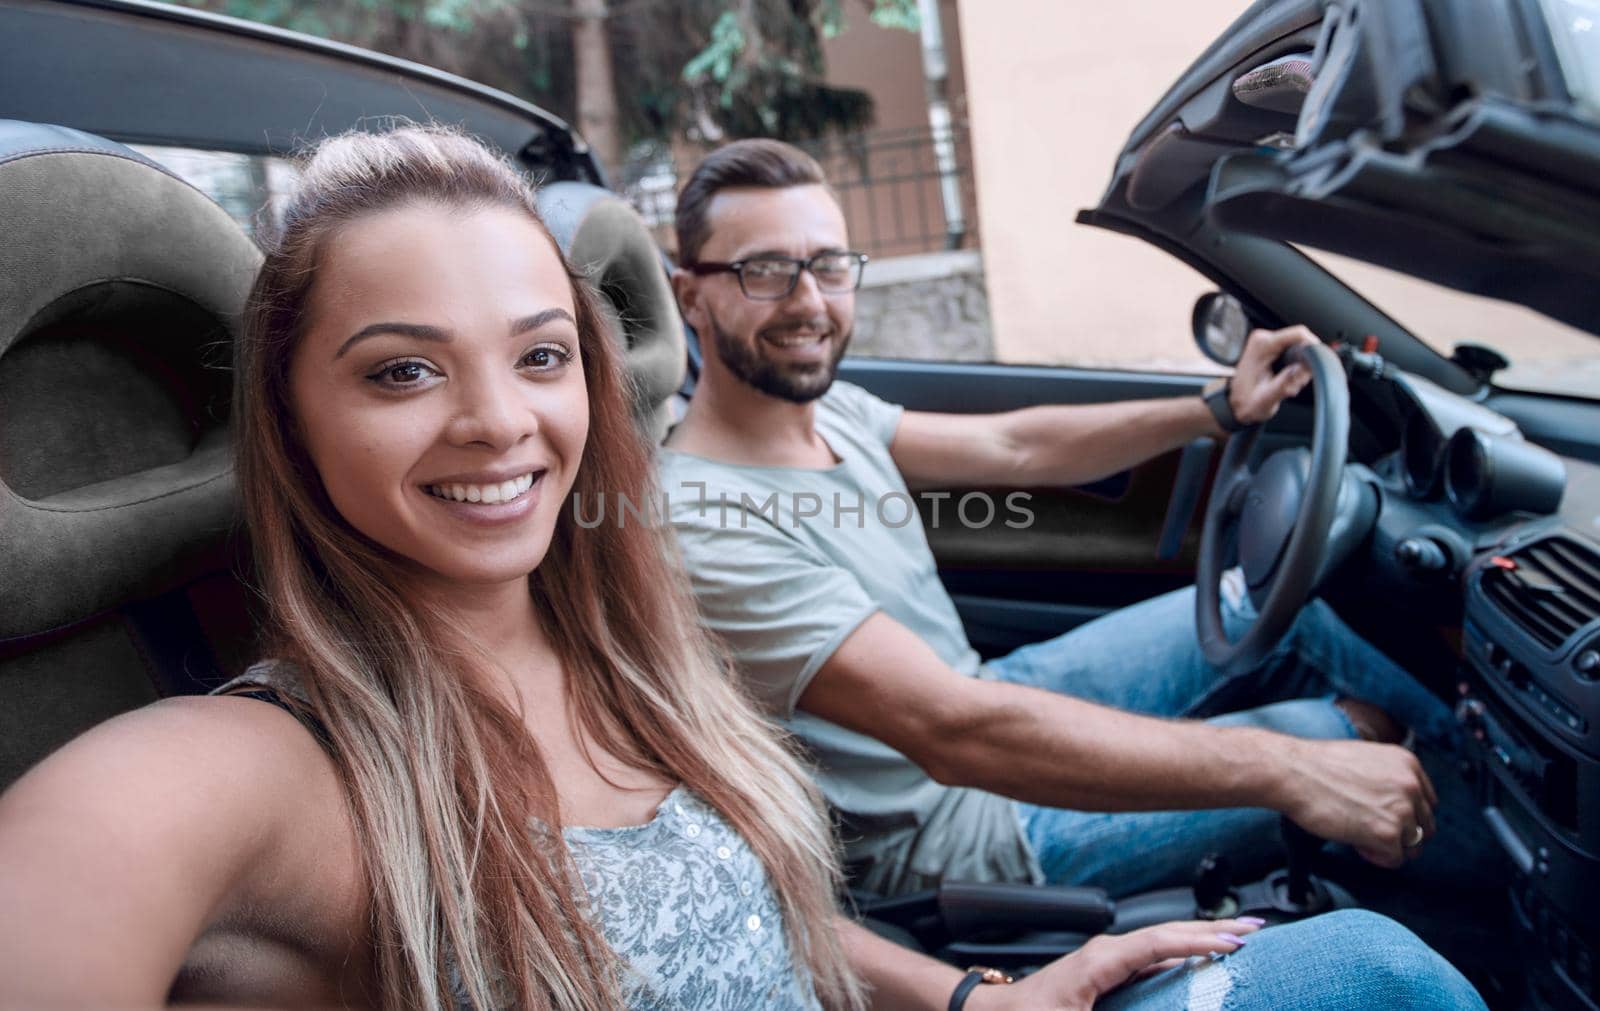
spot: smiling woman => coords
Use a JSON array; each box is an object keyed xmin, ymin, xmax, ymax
[{"xmin": 211, "ymin": 126, "xmax": 867, "ymax": 1009}]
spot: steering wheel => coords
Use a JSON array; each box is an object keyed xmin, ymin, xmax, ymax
[{"xmin": 1196, "ymin": 342, "xmax": 1350, "ymax": 675}]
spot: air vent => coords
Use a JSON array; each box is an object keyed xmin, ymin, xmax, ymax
[{"xmin": 1483, "ymin": 537, "xmax": 1600, "ymax": 650}]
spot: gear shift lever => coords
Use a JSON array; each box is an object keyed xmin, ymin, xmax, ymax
[
  {"xmin": 1176, "ymin": 819, "xmax": 1353, "ymax": 927},
  {"xmin": 1193, "ymin": 853, "xmax": 1237, "ymax": 918},
  {"xmin": 1280, "ymin": 815, "xmax": 1327, "ymax": 911}
]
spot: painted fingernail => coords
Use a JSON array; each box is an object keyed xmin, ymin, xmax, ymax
[
  {"xmin": 1217, "ymin": 932, "xmax": 1248, "ymax": 946},
  {"xmin": 1238, "ymin": 917, "xmax": 1267, "ymax": 927}
]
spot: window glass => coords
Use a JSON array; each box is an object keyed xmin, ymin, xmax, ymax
[
  {"xmin": 1302, "ymin": 248, "xmax": 1600, "ymax": 399},
  {"xmin": 850, "ymin": 227, "xmax": 1223, "ymax": 376},
  {"xmin": 132, "ymin": 146, "xmax": 298, "ymax": 239}
]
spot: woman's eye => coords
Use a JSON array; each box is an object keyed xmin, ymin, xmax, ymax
[
  {"xmin": 521, "ymin": 345, "xmax": 574, "ymax": 371},
  {"xmin": 366, "ymin": 359, "xmax": 439, "ymax": 388}
]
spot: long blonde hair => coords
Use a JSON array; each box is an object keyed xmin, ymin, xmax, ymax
[{"xmin": 234, "ymin": 125, "xmax": 864, "ymax": 1010}]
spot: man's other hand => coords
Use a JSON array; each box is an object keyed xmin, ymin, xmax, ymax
[
  {"xmin": 1280, "ymin": 736, "xmax": 1438, "ymax": 869},
  {"xmin": 1230, "ymin": 325, "xmax": 1318, "ymax": 426}
]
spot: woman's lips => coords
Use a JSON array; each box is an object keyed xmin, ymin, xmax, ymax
[
  {"xmin": 425, "ymin": 470, "xmax": 540, "ymax": 504},
  {"xmin": 421, "ymin": 471, "xmax": 545, "ymax": 526}
]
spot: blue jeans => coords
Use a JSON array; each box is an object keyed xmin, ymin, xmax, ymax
[
  {"xmin": 991, "ymin": 586, "xmax": 1496, "ymax": 895},
  {"xmin": 1097, "ymin": 909, "xmax": 1487, "ymax": 1010}
]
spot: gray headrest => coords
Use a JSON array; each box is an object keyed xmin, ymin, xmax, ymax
[
  {"xmin": 0, "ymin": 120, "xmax": 261, "ymax": 640},
  {"xmin": 537, "ymin": 181, "xmax": 685, "ymax": 442}
]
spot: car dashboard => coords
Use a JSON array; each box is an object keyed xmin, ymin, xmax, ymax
[{"xmin": 1355, "ymin": 368, "xmax": 1600, "ymax": 1010}]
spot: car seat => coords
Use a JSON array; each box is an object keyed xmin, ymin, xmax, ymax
[
  {"xmin": 536, "ymin": 180, "xmax": 687, "ymax": 442},
  {"xmin": 0, "ymin": 120, "xmax": 263, "ymax": 791}
]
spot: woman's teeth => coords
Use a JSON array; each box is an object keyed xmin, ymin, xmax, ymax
[{"xmin": 426, "ymin": 472, "xmax": 537, "ymax": 504}]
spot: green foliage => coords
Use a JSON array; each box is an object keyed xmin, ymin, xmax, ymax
[
  {"xmin": 672, "ymin": 0, "xmax": 921, "ymax": 142},
  {"xmin": 819, "ymin": 0, "xmax": 846, "ymax": 38},
  {"xmin": 681, "ymin": 11, "xmax": 743, "ymax": 86},
  {"xmin": 868, "ymin": 0, "xmax": 920, "ymax": 32},
  {"xmin": 191, "ymin": 0, "xmax": 506, "ymax": 41},
  {"xmin": 174, "ymin": 0, "xmax": 923, "ymax": 150},
  {"xmin": 421, "ymin": 0, "xmax": 486, "ymax": 33}
]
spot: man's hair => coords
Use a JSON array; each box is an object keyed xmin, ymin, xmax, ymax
[{"xmin": 675, "ymin": 138, "xmax": 827, "ymax": 265}]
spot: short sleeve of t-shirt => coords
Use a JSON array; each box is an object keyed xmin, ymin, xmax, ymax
[
  {"xmin": 670, "ymin": 512, "xmax": 878, "ymax": 717},
  {"xmin": 821, "ymin": 380, "xmax": 905, "ymax": 449}
]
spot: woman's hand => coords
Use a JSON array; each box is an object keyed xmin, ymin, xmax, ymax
[{"xmin": 970, "ymin": 918, "xmax": 1263, "ymax": 1011}]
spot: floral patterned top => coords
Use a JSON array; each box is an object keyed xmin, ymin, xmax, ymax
[
  {"xmin": 217, "ymin": 664, "xmax": 821, "ymax": 1010},
  {"xmin": 565, "ymin": 786, "xmax": 821, "ymax": 1010}
]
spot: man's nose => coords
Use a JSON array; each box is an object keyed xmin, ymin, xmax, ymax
[
  {"xmin": 446, "ymin": 369, "xmax": 535, "ymax": 450},
  {"xmin": 782, "ymin": 265, "xmax": 828, "ymax": 314}
]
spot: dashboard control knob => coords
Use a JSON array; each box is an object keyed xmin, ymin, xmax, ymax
[
  {"xmin": 1577, "ymin": 649, "xmax": 1600, "ymax": 682},
  {"xmin": 1396, "ymin": 537, "xmax": 1449, "ymax": 573}
]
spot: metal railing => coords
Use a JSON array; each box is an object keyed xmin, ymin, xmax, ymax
[
  {"xmin": 614, "ymin": 121, "xmax": 979, "ymax": 261},
  {"xmin": 802, "ymin": 122, "xmax": 977, "ymax": 257}
]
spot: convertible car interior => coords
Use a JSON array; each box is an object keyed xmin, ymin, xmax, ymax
[{"xmin": 3, "ymin": 2, "xmax": 1599, "ymax": 1009}]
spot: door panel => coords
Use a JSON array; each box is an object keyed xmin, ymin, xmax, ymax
[{"xmin": 837, "ymin": 358, "xmax": 1314, "ymax": 655}]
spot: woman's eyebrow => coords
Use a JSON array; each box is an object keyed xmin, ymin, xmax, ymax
[
  {"xmin": 334, "ymin": 308, "xmax": 574, "ymax": 360},
  {"xmin": 511, "ymin": 307, "xmax": 576, "ymax": 335},
  {"xmin": 335, "ymin": 322, "xmax": 450, "ymax": 359}
]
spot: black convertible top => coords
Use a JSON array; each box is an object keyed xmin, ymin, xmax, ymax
[{"xmin": 0, "ymin": 0, "xmax": 601, "ymax": 182}]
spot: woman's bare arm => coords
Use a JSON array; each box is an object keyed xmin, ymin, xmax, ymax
[
  {"xmin": 0, "ymin": 695, "xmax": 349, "ymax": 1007},
  {"xmin": 840, "ymin": 914, "xmax": 1260, "ymax": 1010}
]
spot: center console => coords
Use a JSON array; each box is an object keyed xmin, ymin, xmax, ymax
[{"xmin": 1459, "ymin": 530, "xmax": 1600, "ymax": 1010}]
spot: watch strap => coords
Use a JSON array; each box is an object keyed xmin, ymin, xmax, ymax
[
  {"xmin": 949, "ymin": 966, "xmax": 1013, "ymax": 1010},
  {"xmin": 1203, "ymin": 377, "xmax": 1250, "ymax": 433},
  {"xmin": 948, "ymin": 971, "xmax": 987, "ymax": 1011}
]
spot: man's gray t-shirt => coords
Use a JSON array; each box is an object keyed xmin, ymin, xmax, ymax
[{"xmin": 661, "ymin": 381, "xmax": 1042, "ymax": 895}]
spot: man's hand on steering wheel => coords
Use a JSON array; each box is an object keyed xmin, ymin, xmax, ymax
[
  {"xmin": 1277, "ymin": 735, "xmax": 1439, "ymax": 869},
  {"xmin": 1196, "ymin": 331, "xmax": 1354, "ymax": 675},
  {"xmin": 1229, "ymin": 325, "xmax": 1318, "ymax": 427}
]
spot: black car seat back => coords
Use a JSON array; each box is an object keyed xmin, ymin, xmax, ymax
[{"xmin": 0, "ymin": 120, "xmax": 262, "ymax": 790}]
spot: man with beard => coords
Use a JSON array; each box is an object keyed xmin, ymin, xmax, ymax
[{"xmin": 658, "ymin": 139, "xmax": 1486, "ymax": 902}]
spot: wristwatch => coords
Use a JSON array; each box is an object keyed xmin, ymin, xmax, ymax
[
  {"xmin": 1202, "ymin": 377, "xmax": 1250, "ymax": 434},
  {"xmin": 949, "ymin": 965, "xmax": 1014, "ymax": 1010}
]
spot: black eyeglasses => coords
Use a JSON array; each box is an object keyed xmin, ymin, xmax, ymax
[{"xmin": 687, "ymin": 251, "xmax": 869, "ymax": 301}]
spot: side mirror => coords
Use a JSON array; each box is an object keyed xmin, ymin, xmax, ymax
[{"xmin": 1191, "ymin": 292, "xmax": 1249, "ymax": 367}]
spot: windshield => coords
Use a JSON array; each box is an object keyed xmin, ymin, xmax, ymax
[
  {"xmin": 1541, "ymin": 0, "xmax": 1600, "ymax": 121},
  {"xmin": 1300, "ymin": 248, "xmax": 1600, "ymax": 399}
]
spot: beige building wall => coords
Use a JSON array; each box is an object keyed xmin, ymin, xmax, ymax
[
  {"xmin": 955, "ymin": 3, "xmax": 1599, "ymax": 395},
  {"xmin": 956, "ymin": 2, "xmax": 1247, "ymax": 372},
  {"xmin": 822, "ymin": 0, "xmax": 968, "ymax": 136},
  {"xmin": 820, "ymin": 1, "xmax": 976, "ymax": 257}
]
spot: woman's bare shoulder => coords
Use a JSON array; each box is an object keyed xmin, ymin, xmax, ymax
[
  {"xmin": 0, "ymin": 694, "xmax": 360, "ymax": 1005},
  {"xmin": 6, "ymin": 693, "xmax": 340, "ymax": 813},
  {"xmin": 0, "ymin": 692, "xmax": 355, "ymax": 903}
]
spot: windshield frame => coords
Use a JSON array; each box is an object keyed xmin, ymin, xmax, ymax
[{"xmin": 1294, "ymin": 243, "xmax": 1600, "ymax": 402}]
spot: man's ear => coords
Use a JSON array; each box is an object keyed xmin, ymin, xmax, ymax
[{"xmin": 671, "ymin": 268, "xmax": 707, "ymax": 332}]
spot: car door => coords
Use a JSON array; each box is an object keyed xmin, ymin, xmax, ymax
[{"xmin": 837, "ymin": 355, "xmax": 1253, "ymax": 658}]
